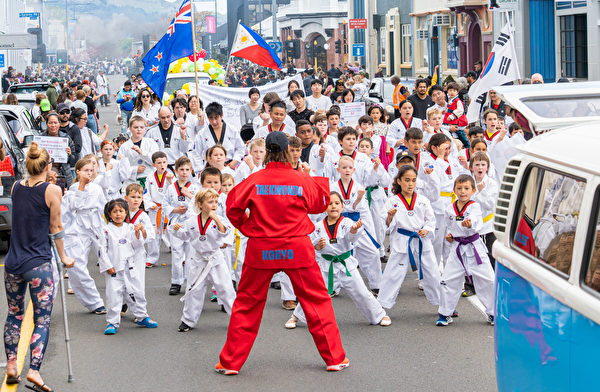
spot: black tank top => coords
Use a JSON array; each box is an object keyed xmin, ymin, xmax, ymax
[{"xmin": 5, "ymin": 181, "xmax": 51, "ymax": 274}]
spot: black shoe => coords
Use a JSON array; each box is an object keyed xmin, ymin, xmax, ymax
[
  {"xmin": 169, "ymin": 284, "xmax": 181, "ymax": 295},
  {"xmin": 270, "ymin": 282, "xmax": 281, "ymax": 290},
  {"xmin": 121, "ymin": 304, "xmax": 128, "ymax": 315},
  {"xmin": 92, "ymin": 306, "xmax": 107, "ymax": 315},
  {"xmin": 462, "ymin": 288, "xmax": 476, "ymax": 297},
  {"xmin": 178, "ymin": 321, "xmax": 191, "ymax": 332},
  {"xmin": 380, "ymin": 255, "xmax": 388, "ymax": 263},
  {"xmin": 371, "ymin": 288, "xmax": 379, "ymax": 297},
  {"xmin": 232, "ymin": 280, "xmax": 237, "ymax": 291},
  {"xmin": 220, "ymin": 305, "xmax": 226, "ymax": 313}
]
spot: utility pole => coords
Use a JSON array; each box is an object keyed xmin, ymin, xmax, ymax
[
  {"xmin": 271, "ymin": 0, "xmax": 277, "ymax": 42},
  {"xmin": 64, "ymin": 0, "xmax": 68, "ymax": 70}
]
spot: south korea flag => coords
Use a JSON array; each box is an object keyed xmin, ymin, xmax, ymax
[{"xmin": 466, "ymin": 24, "xmax": 521, "ymax": 124}]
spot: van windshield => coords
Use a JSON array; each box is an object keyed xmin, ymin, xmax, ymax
[
  {"xmin": 164, "ymin": 76, "xmax": 209, "ymax": 96},
  {"xmin": 522, "ymin": 96, "xmax": 600, "ymax": 119}
]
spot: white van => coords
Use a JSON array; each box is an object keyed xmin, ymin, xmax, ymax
[
  {"xmin": 164, "ymin": 72, "xmax": 211, "ymax": 96},
  {"xmin": 492, "ymin": 83, "xmax": 600, "ymax": 391}
]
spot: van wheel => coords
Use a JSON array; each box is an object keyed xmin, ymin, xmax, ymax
[{"xmin": 0, "ymin": 237, "xmax": 9, "ymax": 254}]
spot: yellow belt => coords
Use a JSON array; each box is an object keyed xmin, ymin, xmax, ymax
[
  {"xmin": 483, "ymin": 213, "xmax": 494, "ymax": 223},
  {"xmin": 233, "ymin": 229, "xmax": 241, "ymax": 270},
  {"xmin": 440, "ymin": 191, "xmax": 457, "ymax": 203}
]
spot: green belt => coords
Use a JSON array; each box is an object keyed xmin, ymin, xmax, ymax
[
  {"xmin": 322, "ymin": 251, "xmax": 352, "ymax": 295},
  {"xmin": 137, "ymin": 177, "xmax": 147, "ymax": 189},
  {"xmin": 366, "ymin": 186, "xmax": 379, "ymax": 207}
]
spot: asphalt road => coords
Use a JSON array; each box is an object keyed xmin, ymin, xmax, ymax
[{"xmin": 0, "ymin": 75, "xmax": 497, "ymax": 392}]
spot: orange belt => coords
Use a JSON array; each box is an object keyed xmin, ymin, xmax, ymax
[{"xmin": 155, "ymin": 203, "xmax": 168, "ymax": 235}]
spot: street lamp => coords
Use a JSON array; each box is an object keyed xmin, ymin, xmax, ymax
[{"xmin": 313, "ymin": 39, "xmax": 317, "ymax": 69}]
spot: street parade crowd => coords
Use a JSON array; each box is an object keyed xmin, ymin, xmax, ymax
[{"xmin": 0, "ymin": 58, "xmax": 539, "ymax": 388}]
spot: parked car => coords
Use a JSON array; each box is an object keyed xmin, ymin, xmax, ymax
[
  {"xmin": 6, "ymin": 82, "xmax": 50, "ymax": 110},
  {"xmin": 0, "ymin": 104, "xmax": 41, "ymax": 149},
  {"xmin": 0, "ymin": 115, "xmax": 29, "ymax": 243},
  {"xmin": 364, "ymin": 77, "xmax": 415, "ymax": 120}
]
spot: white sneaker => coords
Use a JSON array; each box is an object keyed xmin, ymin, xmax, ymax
[
  {"xmin": 285, "ymin": 315, "xmax": 298, "ymax": 329},
  {"xmin": 379, "ymin": 315, "xmax": 392, "ymax": 326},
  {"xmin": 417, "ymin": 280, "xmax": 424, "ymax": 290}
]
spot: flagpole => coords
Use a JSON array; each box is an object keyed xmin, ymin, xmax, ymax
[
  {"xmin": 225, "ymin": 20, "xmax": 241, "ymax": 82},
  {"xmin": 190, "ymin": 0, "xmax": 200, "ymax": 95}
]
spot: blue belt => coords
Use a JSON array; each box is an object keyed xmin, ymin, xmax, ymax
[
  {"xmin": 342, "ymin": 211, "xmax": 381, "ymax": 249},
  {"xmin": 397, "ymin": 228, "xmax": 423, "ymax": 279}
]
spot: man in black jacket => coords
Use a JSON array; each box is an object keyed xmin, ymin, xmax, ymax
[{"xmin": 57, "ymin": 103, "xmax": 82, "ymax": 160}]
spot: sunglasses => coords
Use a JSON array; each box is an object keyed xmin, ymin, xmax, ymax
[
  {"xmin": 141, "ymin": 94, "xmax": 150, "ymax": 98},
  {"xmin": 59, "ymin": 110, "xmax": 70, "ymax": 114}
]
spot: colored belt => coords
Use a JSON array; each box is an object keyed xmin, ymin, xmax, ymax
[
  {"xmin": 322, "ymin": 251, "xmax": 352, "ymax": 295},
  {"xmin": 233, "ymin": 229, "xmax": 241, "ymax": 270},
  {"xmin": 366, "ymin": 186, "xmax": 379, "ymax": 207},
  {"xmin": 440, "ymin": 191, "xmax": 457, "ymax": 203},
  {"xmin": 454, "ymin": 233, "xmax": 482, "ymax": 284},
  {"xmin": 342, "ymin": 212, "xmax": 381, "ymax": 249},
  {"xmin": 397, "ymin": 228, "xmax": 423, "ymax": 279},
  {"xmin": 483, "ymin": 213, "xmax": 494, "ymax": 223}
]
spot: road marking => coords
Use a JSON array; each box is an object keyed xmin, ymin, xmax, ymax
[
  {"xmin": 466, "ymin": 295, "xmax": 488, "ymax": 316},
  {"xmin": 1, "ymin": 301, "xmax": 34, "ymax": 392}
]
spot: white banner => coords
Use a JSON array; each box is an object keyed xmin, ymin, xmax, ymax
[
  {"xmin": 33, "ymin": 136, "xmax": 69, "ymax": 163},
  {"xmin": 466, "ymin": 24, "xmax": 521, "ymax": 124},
  {"xmin": 190, "ymin": 74, "xmax": 304, "ymax": 131}
]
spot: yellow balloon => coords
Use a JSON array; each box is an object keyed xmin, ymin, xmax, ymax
[
  {"xmin": 173, "ymin": 64, "xmax": 181, "ymax": 73},
  {"xmin": 182, "ymin": 83, "xmax": 191, "ymax": 94},
  {"xmin": 203, "ymin": 62, "xmax": 211, "ymax": 71}
]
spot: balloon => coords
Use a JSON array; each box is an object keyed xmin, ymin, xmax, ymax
[
  {"xmin": 182, "ymin": 83, "xmax": 191, "ymax": 95},
  {"xmin": 218, "ymin": 73, "xmax": 225, "ymax": 81},
  {"xmin": 168, "ymin": 63, "xmax": 175, "ymax": 71},
  {"xmin": 172, "ymin": 64, "xmax": 181, "ymax": 73},
  {"xmin": 187, "ymin": 63, "xmax": 195, "ymax": 72},
  {"xmin": 199, "ymin": 49, "xmax": 207, "ymax": 58},
  {"xmin": 203, "ymin": 63, "xmax": 211, "ymax": 71},
  {"xmin": 208, "ymin": 67, "xmax": 216, "ymax": 75},
  {"xmin": 163, "ymin": 92, "xmax": 170, "ymax": 101}
]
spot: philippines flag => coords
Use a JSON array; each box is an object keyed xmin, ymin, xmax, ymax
[
  {"xmin": 230, "ymin": 23, "xmax": 282, "ymax": 70},
  {"xmin": 141, "ymin": 0, "xmax": 194, "ymax": 99}
]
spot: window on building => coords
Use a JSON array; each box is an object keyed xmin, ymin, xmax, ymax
[
  {"xmin": 560, "ymin": 14, "xmax": 588, "ymax": 79},
  {"xmin": 380, "ymin": 27, "xmax": 386, "ymax": 63},
  {"xmin": 512, "ymin": 165, "xmax": 585, "ymax": 277},
  {"xmin": 401, "ymin": 24, "xmax": 412, "ymax": 64}
]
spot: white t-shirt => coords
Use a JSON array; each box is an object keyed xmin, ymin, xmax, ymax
[{"xmin": 306, "ymin": 94, "xmax": 332, "ymax": 112}]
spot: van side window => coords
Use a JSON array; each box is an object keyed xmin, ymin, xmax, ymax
[
  {"xmin": 512, "ymin": 166, "xmax": 584, "ymax": 276},
  {"xmin": 583, "ymin": 200, "xmax": 600, "ymax": 292}
]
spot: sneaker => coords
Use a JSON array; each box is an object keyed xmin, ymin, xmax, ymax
[
  {"xmin": 121, "ymin": 304, "xmax": 128, "ymax": 315},
  {"xmin": 326, "ymin": 357, "xmax": 350, "ymax": 371},
  {"xmin": 178, "ymin": 321, "xmax": 192, "ymax": 332},
  {"xmin": 417, "ymin": 281, "xmax": 424, "ymax": 290},
  {"xmin": 136, "ymin": 317, "xmax": 158, "ymax": 328},
  {"xmin": 379, "ymin": 315, "xmax": 392, "ymax": 326},
  {"xmin": 169, "ymin": 284, "xmax": 181, "ymax": 295},
  {"xmin": 285, "ymin": 315, "xmax": 298, "ymax": 329},
  {"xmin": 452, "ymin": 309, "xmax": 459, "ymax": 318},
  {"xmin": 93, "ymin": 306, "xmax": 107, "ymax": 315},
  {"xmin": 436, "ymin": 314, "xmax": 453, "ymax": 326},
  {"xmin": 371, "ymin": 289, "xmax": 379, "ymax": 298},
  {"xmin": 487, "ymin": 315, "xmax": 495, "ymax": 326},
  {"xmin": 210, "ymin": 290, "xmax": 218, "ymax": 302},
  {"xmin": 104, "ymin": 324, "xmax": 117, "ymax": 335},
  {"xmin": 462, "ymin": 288, "xmax": 475, "ymax": 297},
  {"xmin": 282, "ymin": 300, "xmax": 298, "ymax": 310},
  {"xmin": 67, "ymin": 288, "xmax": 74, "ymax": 295},
  {"xmin": 329, "ymin": 291, "xmax": 339, "ymax": 298},
  {"xmin": 145, "ymin": 263, "xmax": 154, "ymax": 269},
  {"xmin": 215, "ymin": 362, "xmax": 238, "ymax": 375},
  {"xmin": 270, "ymin": 282, "xmax": 281, "ymax": 290}
]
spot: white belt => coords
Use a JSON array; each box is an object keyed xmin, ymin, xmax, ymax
[{"xmin": 180, "ymin": 254, "xmax": 217, "ymax": 302}]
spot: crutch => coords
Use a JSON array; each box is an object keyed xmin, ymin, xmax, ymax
[{"xmin": 49, "ymin": 232, "xmax": 74, "ymax": 383}]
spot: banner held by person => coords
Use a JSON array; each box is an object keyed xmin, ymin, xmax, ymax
[
  {"xmin": 466, "ymin": 24, "xmax": 521, "ymax": 124},
  {"xmin": 190, "ymin": 74, "xmax": 303, "ymax": 131},
  {"xmin": 141, "ymin": 0, "xmax": 194, "ymax": 99}
]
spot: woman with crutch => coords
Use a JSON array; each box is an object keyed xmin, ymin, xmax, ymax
[{"xmin": 3, "ymin": 142, "xmax": 74, "ymax": 392}]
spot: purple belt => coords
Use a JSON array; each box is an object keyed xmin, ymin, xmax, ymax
[{"xmin": 454, "ymin": 233, "xmax": 482, "ymax": 283}]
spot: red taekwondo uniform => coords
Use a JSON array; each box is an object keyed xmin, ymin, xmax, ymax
[{"xmin": 219, "ymin": 159, "xmax": 346, "ymax": 371}]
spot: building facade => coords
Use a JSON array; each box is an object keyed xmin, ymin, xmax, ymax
[{"xmin": 374, "ymin": 0, "xmax": 413, "ymax": 77}]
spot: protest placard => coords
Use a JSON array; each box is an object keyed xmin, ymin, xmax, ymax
[{"xmin": 33, "ymin": 136, "xmax": 69, "ymax": 163}]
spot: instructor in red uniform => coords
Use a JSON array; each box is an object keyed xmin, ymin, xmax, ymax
[{"xmin": 216, "ymin": 131, "xmax": 348, "ymax": 375}]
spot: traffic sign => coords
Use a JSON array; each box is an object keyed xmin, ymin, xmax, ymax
[
  {"xmin": 0, "ymin": 34, "xmax": 37, "ymax": 50},
  {"xmin": 352, "ymin": 43, "xmax": 365, "ymax": 57},
  {"xmin": 268, "ymin": 41, "xmax": 283, "ymax": 53},
  {"xmin": 349, "ymin": 19, "xmax": 367, "ymax": 29},
  {"xmin": 0, "ymin": 55, "xmax": 4, "ymax": 68},
  {"xmin": 19, "ymin": 12, "xmax": 39, "ymax": 20}
]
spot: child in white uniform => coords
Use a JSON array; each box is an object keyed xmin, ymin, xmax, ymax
[
  {"xmin": 164, "ymin": 156, "xmax": 202, "ymax": 295},
  {"xmin": 205, "ymin": 145, "xmax": 235, "ymax": 177},
  {"xmin": 98, "ymin": 140, "xmax": 133, "ymax": 201},
  {"xmin": 436, "ymin": 175, "xmax": 495, "ymax": 326},
  {"xmin": 143, "ymin": 151, "xmax": 174, "ymax": 267},
  {"xmin": 172, "ymin": 188, "xmax": 236, "ymax": 332},
  {"xmin": 100, "ymin": 199, "xmax": 158, "ymax": 335},
  {"xmin": 62, "ymin": 158, "xmax": 106, "ymax": 314},
  {"xmin": 378, "ymin": 165, "xmax": 440, "ymax": 314},
  {"xmin": 235, "ymin": 139, "xmax": 265, "ymax": 184},
  {"xmin": 118, "ymin": 115, "xmax": 159, "ymax": 189},
  {"xmin": 285, "ymin": 192, "xmax": 390, "ymax": 328},
  {"xmin": 330, "ymin": 156, "xmax": 382, "ymax": 292}
]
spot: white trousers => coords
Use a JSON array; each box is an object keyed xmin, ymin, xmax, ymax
[
  {"xmin": 369, "ymin": 198, "xmax": 387, "ymax": 257},
  {"xmin": 294, "ymin": 262, "xmax": 385, "ymax": 325},
  {"xmin": 65, "ymin": 234, "xmax": 104, "ymax": 311},
  {"xmin": 181, "ymin": 255, "xmax": 236, "ymax": 328},
  {"xmin": 438, "ymin": 251, "xmax": 495, "ymax": 317},
  {"xmin": 353, "ymin": 233, "xmax": 382, "ymax": 290},
  {"xmin": 433, "ymin": 213, "xmax": 448, "ymax": 264},
  {"xmin": 105, "ymin": 267, "xmax": 148, "ymax": 327},
  {"xmin": 279, "ymin": 272, "xmax": 296, "ymax": 301},
  {"xmin": 147, "ymin": 208, "xmax": 167, "ymax": 265},
  {"xmin": 124, "ymin": 258, "xmax": 147, "ymax": 315},
  {"xmin": 170, "ymin": 234, "xmax": 190, "ymax": 285},
  {"xmin": 378, "ymin": 249, "xmax": 440, "ymax": 309}
]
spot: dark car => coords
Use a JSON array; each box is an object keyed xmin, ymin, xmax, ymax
[
  {"xmin": 0, "ymin": 115, "xmax": 29, "ymax": 245},
  {"xmin": 0, "ymin": 104, "xmax": 41, "ymax": 148}
]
